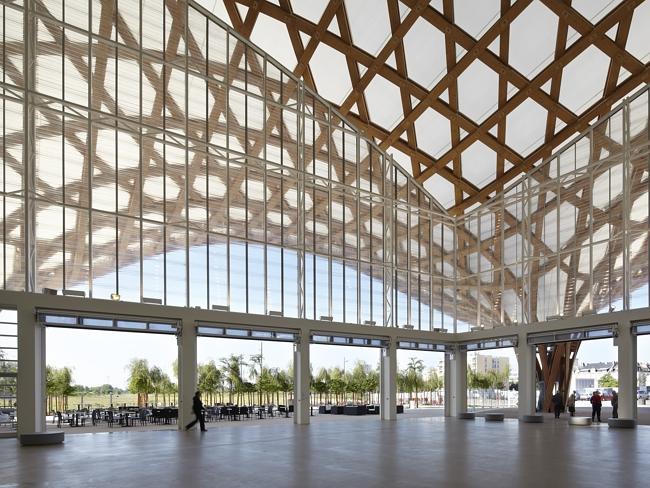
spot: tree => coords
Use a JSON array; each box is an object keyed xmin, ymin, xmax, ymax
[
  {"xmin": 273, "ymin": 369, "xmax": 292, "ymax": 405},
  {"xmin": 46, "ymin": 366, "xmax": 74, "ymax": 412},
  {"xmin": 249, "ymin": 354, "xmax": 264, "ymax": 404},
  {"xmin": 257, "ymin": 368, "xmax": 276, "ymax": 404},
  {"xmin": 599, "ymin": 373, "xmax": 618, "ymax": 388},
  {"xmin": 364, "ymin": 368, "xmax": 380, "ymax": 404},
  {"xmin": 172, "ymin": 359, "xmax": 178, "ymax": 381},
  {"xmin": 149, "ymin": 366, "xmax": 165, "ymax": 407},
  {"xmin": 425, "ymin": 369, "xmax": 443, "ymax": 405},
  {"xmin": 405, "ymin": 358, "xmax": 425, "ymax": 407},
  {"xmin": 220, "ymin": 355, "xmax": 246, "ymax": 404},
  {"xmin": 329, "ymin": 367, "xmax": 346, "ymax": 404},
  {"xmin": 127, "ymin": 359, "xmax": 152, "ymax": 407},
  {"xmin": 348, "ymin": 361, "xmax": 369, "ymax": 403},
  {"xmin": 198, "ymin": 361, "xmax": 222, "ymax": 405},
  {"xmin": 158, "ymin": 374, "xmax": 174, "ymax": 406},
  {"xmin": 312, "ymin": 368, "xmax": 330, "ymax": 404},
  {"xmin": 397, "ymin": 370, "xmax": 407, "ymax": 404}
]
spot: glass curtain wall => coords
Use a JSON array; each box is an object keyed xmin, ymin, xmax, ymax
[
  {"xmin": 0, "ymin": 1, "xmax": 454, "ymax": 330},
  {"xmin": 456, "ymin": 86, "xmax": 650, "ymax": 330},
  {"xmin": 0, "ymin": 2, "xmax": 647, "ymax": 333},
  {"xmin": 0, "ymin": 309, "xmax": 17, "ymax": 432}
]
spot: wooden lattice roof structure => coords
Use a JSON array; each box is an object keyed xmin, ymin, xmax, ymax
[{"xmin": 207, "ymin": 0, "xmax": 650, "ymax": 213}]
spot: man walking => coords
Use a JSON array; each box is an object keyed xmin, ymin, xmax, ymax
[
  {"xmin": 611, "ymin": 390, "xmax": 618, "ymax": 419},
  {"xmin": 552, "ymin": 390, "xmax": 563, "ymax": 418},
  {"xmin": 185, "ymin": 391, "xmax": 207, "ymax": 432},
  {"xmin": 590, "ymin": 390, "xmax": 602, "ymax": 423}
]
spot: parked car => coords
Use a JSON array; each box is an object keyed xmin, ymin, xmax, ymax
[
  {"xmin": 600, "ymin": 388, "xmax": 614, "ymax": 401},
  {"xmin": 576, "ymin": 390, "xmax": 592, "ymax": 401},
  {"xmin": 638, "ymin": 390, "xmax": 650, "ymax": 401}
]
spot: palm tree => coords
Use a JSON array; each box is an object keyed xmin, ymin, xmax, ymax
[
  {"xmin": 312, "ymin": 368, "xmax": 330, "ymax": 404},
  {"xmin": 220, "ymin": 355, "xmax": 245, "ymax": 404},
  {"xmin": 159, "ymin": 373, "xmax": 174, "ymax": 406},
  {"xmin": 249, "ymin": 354, "xmax": 264, "ymax": 404},
  {"xmin": 406, "ymin": 358, "xmax": 425, "ymax": 407},
  {"xmin": 273, "ymin": 369, "xmax": 292, "ymax": 405},
  {"xmin": 149, "ymin": 366, "xmax": 164, "ymax": 407},
  {"xmin": 127, "ymin": 359, "xmax": 152, "ymax": 407},
  {"xmin": 198, "ymin": 361, "xmax": 222, "ymax": 405},
  {"xmin": 256, "ymin": 367, "xmax": 275, "ymax": 404},
  {"xmin": 397, "ymin": 370, "xmax": 407, "ymax": 404},
  {"xmin": 425, "ymin": 369, "xmax": 443, "ymax": 405}
]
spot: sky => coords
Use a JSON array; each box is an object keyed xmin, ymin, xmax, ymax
[{"xmin": 45, "ymin": 327, "xmax": 447, "ymax": 389}]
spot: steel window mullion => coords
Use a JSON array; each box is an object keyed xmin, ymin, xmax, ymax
[
  {"xmin": 477, "ymin": 213, "xmax": 481, "ymax": 328},
  {"xmin": 342, "ymin": 127, "xmax": 346, "ymax": 323},
  {"xmin": 556, "ymin": 158, "xmax": 561, "ymax": 316},
  {"xmin": 184, "ymin": 2, "xmax": 190, "ymax": 308},
  {"xmin": 225, "ymin": 32, "xmax": 231, "ymax": 311},
  {"xmin": 244, "ymin": 47, "xmax": 249, "ymax": 314},
  {"xmin": 622, "ymin": 99, "xmax": 631, "ymax": 310},
  {"xmin": 263, "ymin": 55, "xmax": 268, "ymax": 315},
  {"xmin": 356, "ymin": 135, "xmax": 361, "ymax": 326},
  {"xmin": 588, "ymin": 130, "xmax": 594, "ymax": 312},
  {"xmin": 1, "ymin": 5, "xmax": 5, "ymax": 289},
  {"xmin": 138, "ymin": 0, "xmax": 144, "ymax": 302},
  {"xmin": 162, "ymin": 4, "xmax": 168, "ymax": 306},
  {"xmin": 205, "ymin": 16, "xmax": 210, "ymax": 309}
]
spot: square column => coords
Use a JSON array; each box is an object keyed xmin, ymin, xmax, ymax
[
  {"xmin": 16, "ymin": 305, "xmax": 46, "ymax": 434},
  {"xmin": 177, "ymin": 320, "xmax": 197, "ymax": 429},
  {"xmin": 380, "ymin": 340, "xmax": 397, "ymax": 421},
  {"xmin": 517, "ymin": 338, "xmax": 536, "ymax": 417},
  {"xmin": 443, "ymin": 352, "xmax": 452, "ymax": 417},
  {"xmin": 293, "ymin": 334, "xmax": 310, "ymax": 425},
  {"xmin": 616, "ymin": 321, "xmax": 637, "ymax": 419},
  {"xmin": 446, "ymin": 347, "xmax": 467, "ymax": 416}
]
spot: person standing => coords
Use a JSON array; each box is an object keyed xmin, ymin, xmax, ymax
[
  {"xmin": 611, "ymin": 390, "xmax": 618, "ymax": 419},
  {"xmin": 185, "ymin": 391, "xmax": 207, "ymax": 432},
  {"xmin": 590, "ymin": 390, "xmax": 602, "ymax": 423},
  {"xmin": 567, "ymin": 391, "xmax": 576, "ymax": 417},
  {"xmin": 552, "ymin": 391, "xmax": 563, "ymax": 418}
]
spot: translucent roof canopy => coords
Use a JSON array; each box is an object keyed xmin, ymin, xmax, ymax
[{"xmin": 198, "ymin": 0, "xmax": 650, "ymax": 213}]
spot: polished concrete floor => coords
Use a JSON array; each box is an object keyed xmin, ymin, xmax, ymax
[{"xmin": 1, "ymin": 414, "xmax": 647, "ymax": 488}]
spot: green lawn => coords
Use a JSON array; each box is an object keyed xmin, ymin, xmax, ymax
[{"xmin": 49, "ymin": 393, "xmax": 178, "ymax": 411}]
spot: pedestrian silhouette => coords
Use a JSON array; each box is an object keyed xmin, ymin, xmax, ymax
[
  {"xmin": 185, "ymin": 391, "xmax": 207, "ymax": 432},
  {"xmin": 552, "ymin": 391, "xmax": 563, "ymax": 418},
  {"xmin": 590, "ymin": 390, "xmax": 602, "ymax": 423},
  {"xmin": 611, "ymin": 390, "xmax": 618, "ymax": 419},
  {"xmin": 567, "ymin": 391, "xmax": 576, "ymax": 417}
]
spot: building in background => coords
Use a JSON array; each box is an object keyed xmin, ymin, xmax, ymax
[
  {"xmin": 470, "ymin": 354, "xmax": 510, "ymax": 376},
  {"xmin": 570, "ymin": 362, "xmax": 650, "ymax": 395}
]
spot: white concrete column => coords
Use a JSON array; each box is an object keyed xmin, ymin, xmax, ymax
[
  {"xmin": 448, "ymin": 347, "xmax": 467, "ymax": 416},
  {"xmin": 177, "ymin": 320, "xmax": 197, "ymax": 429},
  {"xmin": 16, "ymin": 305, "xmax": 46, "ymax": 434},
  {"xmin": 517, "ymin": 338, "xmax": 536, "ymax": 417},
  {"xmin": 380, "ymin": 340, "xmax": 397, "ymax": 421},
  {"xmin": 616, "ymin": 321, "xmax": 637, "ymax": 419},
  {"xmin": 293, "ymin": 333, "xmax": 310, "ymax": 425},
  {"xmin": 443, "ymin": 352, "xmax": 452, "ymax": 417}
]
